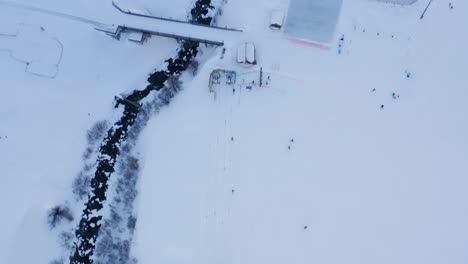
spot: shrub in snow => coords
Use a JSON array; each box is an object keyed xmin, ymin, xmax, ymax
[
  {"xmin": 48, "ymin": 205, "xmax": 73, "ymax": 228},
  {"xmin": 94, "ymin": 154, "xmax": 140, "ymax": 264},
  {"xmin": 72, "ymin": 171, "xmax": 91, "ymax": 200},
  {"xmin": 49, "ymin": 258, "xmax": 65, "ymax": 264},
  {"xmin": 167, "ymin": 75, "xmax": 183, "ymax": 94},
  {"xmin": 188, "ymin": 60, "xmax": 199, "ymax": 75},
  {"xmin": 86, "ymin": 120, "xmax": 109, "ymax": 146},
  {"xmin": 59, "ymin": 231, "xmax": 74, "ymax": 250},
  {"xmin": 158, "ymin": 86, "xmax": 175, "ymax": 105},
  {"xmin": 83, "ymin": 163, "xmax": 95, "ymax": 172},
  {"xmin": 127, "ymin": 216, "xmax": 137, "ymax": 232},
  {"xmin": 157, "ymin": 75, "xmax": 185, "ymax": 105},
  {"xmin": 94, "ymin": 238, "xmax": 131, "ymax": 264},
  {"xmin": 82, "ymin": 146, "xmax": 94, "ymax": 160}
]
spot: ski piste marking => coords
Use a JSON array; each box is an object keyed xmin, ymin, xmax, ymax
[{"xmin": 288, "ymin": 37, "xmax": 331, "ymax": 50}]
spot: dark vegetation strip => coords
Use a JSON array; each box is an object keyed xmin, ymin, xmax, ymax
[
  {"xmin": 112, "ymin": 0, "xmax": 242, "ymax": 32},
  {"xmin": 70, "ymin": 1, "xmax": 215, "ymax": 263}
]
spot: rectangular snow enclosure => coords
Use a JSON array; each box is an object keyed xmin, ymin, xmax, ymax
[
  {"xmin": 237, "ymin": 42, "xmax": 256, "ymax": 65},
  {"xmin": 270, "ymin": 10, "xmax": 285, "ymax": 30},
  {"xmin": 285, "ymin": 0, "xmax": 343, "ymax": 43}
]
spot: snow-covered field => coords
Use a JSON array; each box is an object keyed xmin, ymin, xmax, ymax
[
  {"xmin": 114, "ymin": 0, "xmax": 193, "ymax": 20},
  {"xmin": 0, "ymin": 23, "xmax": 63, "ymax": 77},
  {"xmin": 1, "ymin": 0, "xmax": 468, "ymax": 263},
  {"xmin": 134, "ymin": 0, "xmax": 468, "ymax": 263},
  {"xmin": 0, "ymin": 0, "xmax": 181, "ymax": 262}
]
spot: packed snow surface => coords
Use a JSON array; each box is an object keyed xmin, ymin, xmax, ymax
[
  {"xmin": 285, "ymin": 0, "xmax": 343, "ymax": 43},
  {"xmin": 134, "ymin": 0, "xmax": 468, "ymax": 264},
  {"xmin": 114, "ymin": 0, "xmax": 192, "ymax": 20}
]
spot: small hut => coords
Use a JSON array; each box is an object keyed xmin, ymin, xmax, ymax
[{"xmin": 237, "ymin": 42, "xmax": 256, "ymax": 65}]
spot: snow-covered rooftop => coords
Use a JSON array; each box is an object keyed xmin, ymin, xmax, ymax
[{"xmin": 236, "ymin": 42, "xmax": 256, "ymax": 64}]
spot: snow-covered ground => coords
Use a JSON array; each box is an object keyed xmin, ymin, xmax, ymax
[
  {"xmin": 0, "ymin": 23, "xmax": 63, "ymax": 77},
  {"xmin": 1, "ymin": 0, "xmax": 468, "ymax": 263},
  {"xmin": 133, "ymin": 0, "xmax": 468, "ymax": 263},
  {"xmin": 0, "ymin": 0, "xmax": 181, "ymax": 263},
  {"xmin": 114, "ymin": 0, "xmax": 193, "ymax": 20}
]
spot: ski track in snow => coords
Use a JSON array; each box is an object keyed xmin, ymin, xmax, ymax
[{"xmin": 0, "ymin": 23, "xmax": 63, "ymax": 78}]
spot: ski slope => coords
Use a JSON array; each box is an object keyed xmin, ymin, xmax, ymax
[{"xmin": 133, "ymin": 0, "xmax": 468, "ymax": 264}]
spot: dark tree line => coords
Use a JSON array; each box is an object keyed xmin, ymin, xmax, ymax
[{"xmin": 68, "ymin": 0, "xmax": 219, "ymax": 263}]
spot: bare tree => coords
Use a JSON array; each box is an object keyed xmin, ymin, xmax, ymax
[
  {"xmin": 188, "ymin": 60, "xmax": 199, "ymax": 75},
  {"xmin": 47, "ymin": 205, "xmax": 73, "ymax": 229},
  {"xmin": 86, "ymin": 120, "xmax": 109, "ymax": 146},
  {"xmin": 166, "ymin": 75, "xmax": 183, "ymax": 93},
  {"xmin": 59, "ymin": 231, "xmax": 74, "ymax": 250},
  {"xmin": 72, "ymin": 171, "xmax": 91, "ymax": 200}
]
